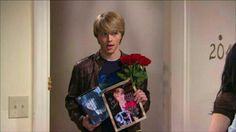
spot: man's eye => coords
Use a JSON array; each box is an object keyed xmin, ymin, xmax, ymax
[
  {"xmin": 111, "ymin": 32, "xmax": 118, "ymax": 35},
  {"xmin": 100, "ymin": 32, "xmax": 108, "ymax": 36}
]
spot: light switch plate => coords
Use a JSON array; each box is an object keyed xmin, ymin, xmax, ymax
[{"xmin": 8, "ymin": 96, "xmax": 28, "ymax": 118}]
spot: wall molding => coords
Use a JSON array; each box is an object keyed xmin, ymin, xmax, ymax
[{"xmin": 32, "ymin": 1, "xmax": 50, "ymax": 131}]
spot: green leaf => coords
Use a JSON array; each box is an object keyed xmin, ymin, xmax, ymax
[
  {"xmin": 133, "ymin": 72, "xmax": 144, "ymax": 78},
  {"xmin": 117, "ymin": 72, "xmax": 128, "ymax": 80},
  {"xmin": 124, "ymin": 68, "xmax": 130, "ymax": 73}
]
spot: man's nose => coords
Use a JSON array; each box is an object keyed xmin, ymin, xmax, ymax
[{"xmin": 107, "ymin": 34, "xmax": 112, "ymax": 41}]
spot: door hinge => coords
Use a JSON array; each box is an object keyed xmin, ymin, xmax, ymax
[{"xmin": 48, "ymin": 77, "xmax": 52, "ymax": 91}]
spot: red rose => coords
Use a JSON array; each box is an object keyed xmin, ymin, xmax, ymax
[
  {"xmin": 130, "ymin": 53, "xmax": 141, "ymax": 64},
  {"xmin": 120, "ymin": 55, "xmax": 132, "ymax": 65},
  {"xmin": 138, "ymin": 56, "xmax": 151, "ymax": 66},
  {"xmin": 120, "ymin": 53, "xmax": 151, "ymax": 66}
]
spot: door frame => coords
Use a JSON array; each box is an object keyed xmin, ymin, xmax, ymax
[
  {"xmin": 170, "ymin": 1, "xmax": 190, "ymax": 131},
  {"xmin": 32, "ymin": 1, "xmax": 50, "ymax": 131},
  {"xmin": 31, "ymin": 1, "xmax": 188, "ymax": 131}
]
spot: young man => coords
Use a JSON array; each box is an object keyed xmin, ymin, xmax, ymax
[{"xmin": 65, "ymin": 11, "xmax": 150, "ymax": 132}]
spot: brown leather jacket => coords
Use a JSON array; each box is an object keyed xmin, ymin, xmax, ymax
[{"xmin": 65, "ymin": 51, "xmax": 150, "ymax": 132}]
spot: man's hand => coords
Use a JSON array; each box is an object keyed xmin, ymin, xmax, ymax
[
  {"xmin": 82, "ymin": 115, "xmax": 99, "ymax": 131},
  {"xmin": 134, "ymin": 89, "xmax": 148, "ymax": 105}
]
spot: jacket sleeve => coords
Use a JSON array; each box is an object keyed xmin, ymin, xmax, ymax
[
  {"xmin": 65, "ymin": 65, "xmax": 87, "ymax": 131},
  {"xmin": 140, "ymin": 68, "xmax": 150, "ymax": 112}
]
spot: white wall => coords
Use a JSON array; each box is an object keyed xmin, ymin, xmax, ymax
[
  {"xmin": 170, "ymin": 1, "xmax": 186, "ymax": 131},
  {"xmin": 171, "ymin": 1, "xmax": 236, "ymax": 131},
  {"xmin": 0, "ymin": 1, "xmax": 33, "ymax": 131}
]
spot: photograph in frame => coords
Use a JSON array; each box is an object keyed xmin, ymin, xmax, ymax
[
  {"xmin": 102, "ymin": 79, "xmax": 146, "ymax": 132},
  {"xmin": 76, "ymin": 86, "xmax": 108, "ymax": 125}
]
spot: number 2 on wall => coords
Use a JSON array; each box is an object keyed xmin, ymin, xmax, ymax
[{"xmin": 209, "ymin": 43, "xmax": 232, "ymax": 60}]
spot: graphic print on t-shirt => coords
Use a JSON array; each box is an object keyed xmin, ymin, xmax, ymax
[{"xmin": 98, "ymin": 60, "xmax": 122, "ymax": 90}]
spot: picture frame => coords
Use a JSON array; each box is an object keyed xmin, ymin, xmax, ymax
[
  {"xmin": 102, "ymin": 79, "xmax": 147, "ymax": 132},
  {"xmin": 76, "ymin": 86, "xmax": 108, "ymax": 125}
]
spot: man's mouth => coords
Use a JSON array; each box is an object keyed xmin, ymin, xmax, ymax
[{"xmin": 106, "ymin": 44, "xmax": 114, "ymax": 49}]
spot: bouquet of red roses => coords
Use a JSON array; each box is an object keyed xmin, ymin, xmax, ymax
[{"xmin": 117, "ymin": 53, "xmax": 151, "ymax": 89}]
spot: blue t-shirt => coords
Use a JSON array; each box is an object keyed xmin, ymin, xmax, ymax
[
  {"xmin": 98, "ymin": 60, "xmax": 122, "ymax": 90},
  {"xmin": 98, "ymin": 60, "xmax": 128, "ymax": 132}
]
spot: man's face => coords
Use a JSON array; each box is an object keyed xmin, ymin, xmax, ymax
[{"xmin": 97, "ymin": 31, "xmax": 122, "ymax": 55}]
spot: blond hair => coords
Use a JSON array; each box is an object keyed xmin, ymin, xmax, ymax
[{"xmin": 93, "ymin": 11, "xmax": 125, "ymax": 38}]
